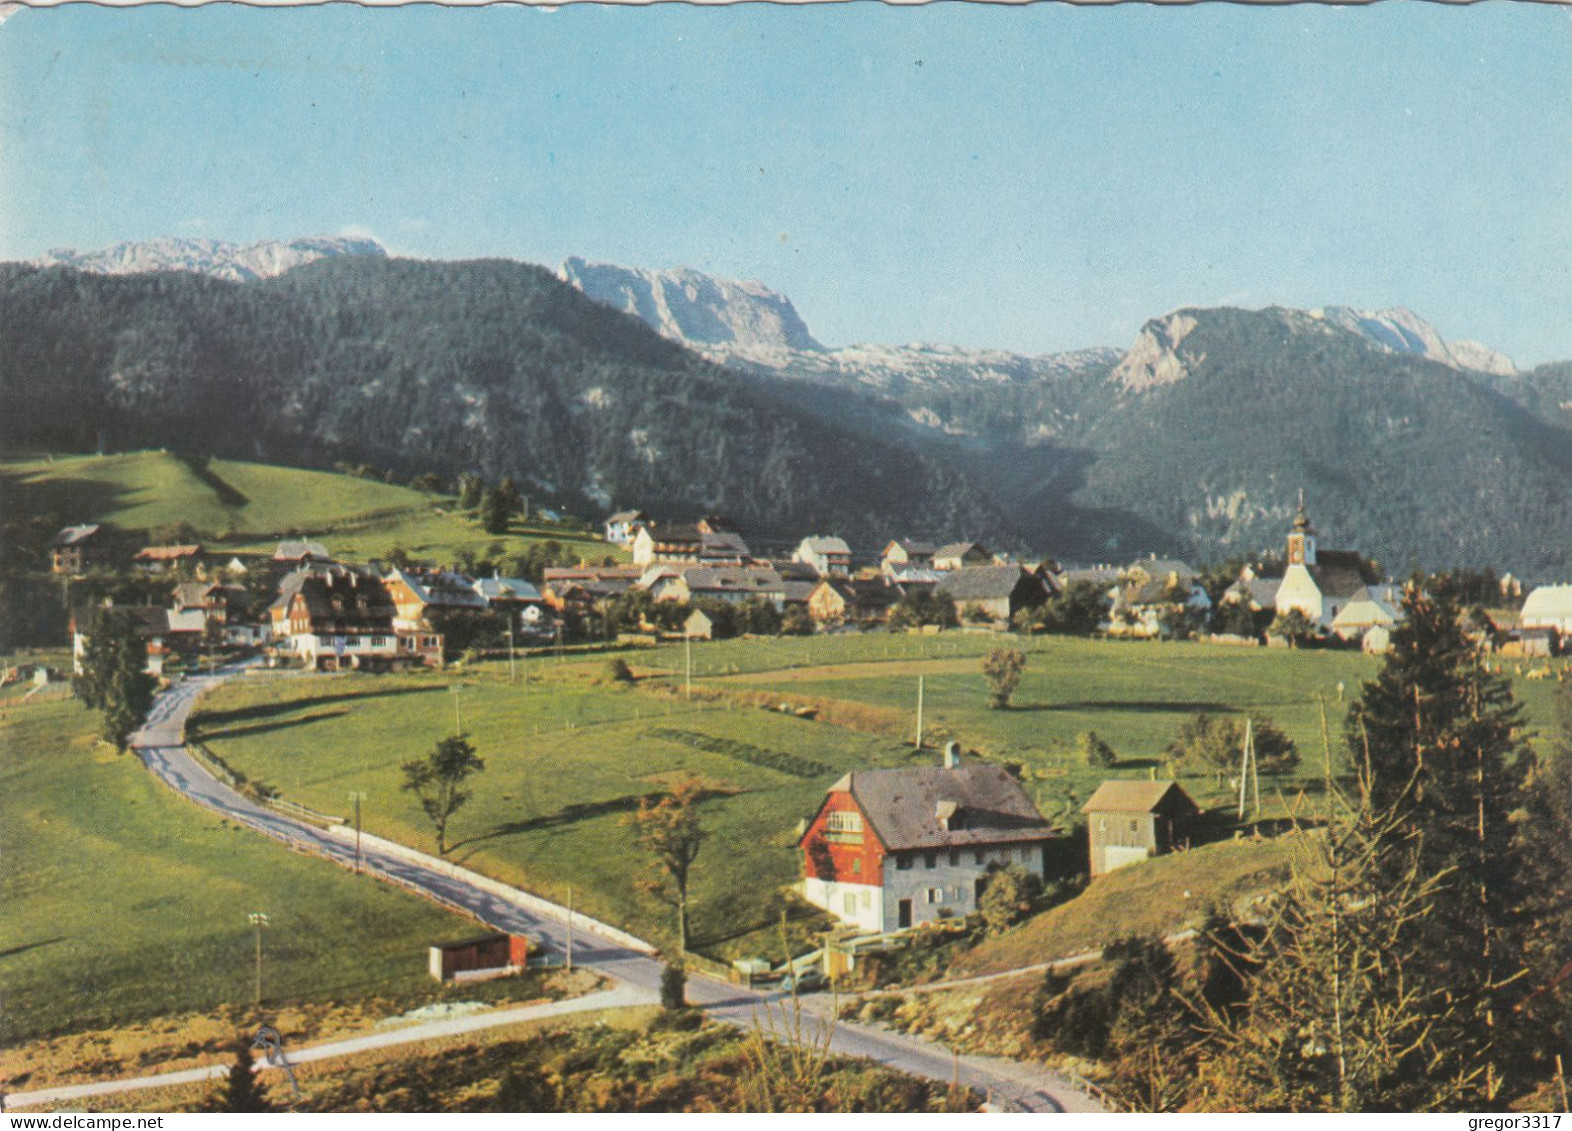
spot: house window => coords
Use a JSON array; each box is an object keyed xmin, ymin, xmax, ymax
[
  {"xmin": 827, "ymin": 811, "xmax": 863, "ymax": 834},
  {"xmin": 860, "ymin": 891, "xmax": 871, "ymax": 910},
  {"xmin": 844, "ymin": 894, "xmax": 857, "ymax": 915},
  {"xmin": 371, "ymin": 635, "xmax": 388, "ymax": 648},
  {"xmin": 926, "ymin": 888, "xmax": 944, "ymax": 904},
  {"xmin": 974, "ymin": 849, "xmax": 985, "ymax": 866},
  {"xmin": 851, "ymin": 857, "xmax": 862, "ymax": 875},
  {"xmin": 949, "ymin": 850, "xmax": 960, "ymax": 867},
  {"xmin": 924, "ymin": 853, "xmax": 938, "ymax": 869},
  {"xmin": 1128, "ymin": 819, "xmax": 1140, "ymax": 835},
  {"xmin": 896, "ymin": 855, "xmax": 912, "ymax": 871}
]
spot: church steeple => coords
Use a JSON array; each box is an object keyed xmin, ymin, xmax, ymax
[{"xmin": 1287, "ymin": 491, "xmax": 1318, "ymax": 566}]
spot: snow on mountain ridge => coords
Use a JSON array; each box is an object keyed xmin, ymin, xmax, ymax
[{"xmin": 30, "ymin": 236, "xmax": 387, "ymax": 283}]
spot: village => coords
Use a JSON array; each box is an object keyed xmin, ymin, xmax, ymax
[
  {"xmin": 44, "ymin": 497, "xmax": 1571, "ymax": 691},
  {"xmin": 30, "ymin": 493, "xmax": 1570, "ymax": 960}
]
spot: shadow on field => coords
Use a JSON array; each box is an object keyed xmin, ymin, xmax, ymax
[
  {"xmin": 1013, "ymin": 699, "xmax": 1235, "ymax": 714},
  {"xmin": 196, "ymin": 707, "xmax": 354, "ymax": 741},
  {"xmin": 452, "ymin": 786, "xmax": 741, "ymax": 854},
  {"xmin": 191, "ymin": 685, "xmax": 445, "ymax": 730},
  {"xmin": 453, "ymin": 795, "xmax": 649, "ymax": 853},
  {"xmin": 0, "ymin": 937, "xmax": 69, "ymax": 962}
]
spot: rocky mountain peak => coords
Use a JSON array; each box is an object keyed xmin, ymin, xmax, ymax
[
  {"xmin": 30, "ymin": 235, "xmax": 387, "ymax": 283},
  {"xmin": 560, "ymin": 256, "xmax": 822, "ymax": 360}
]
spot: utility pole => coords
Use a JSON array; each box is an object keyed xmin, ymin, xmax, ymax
[
  {"xmin": 685, "ymin": 632, "xmax": 692, "ymax": 701},
  {"xmin": 248, "ymin": 911, "xmax": 270, "ymax": 1006},
  {"xmin": 566, "ymin": 885, "xmax": 574, "ymax": 973},
  {"xmin": 451, "ymin": 684, "xmax": 463, "ymax": 735},
  {"xmin": 506, "ymin": 618, "xmax": 517, "ymax": 683},
  {"xmin": 347, "ymin": 791, "xmax": 366, "ymax": 873},
  {"xmin": 915, "ymin": 674, "xmax": 925, "ymax": 750},
  {"xmin": 1237, "ymin": 717, "xmax": 1260, "ymax": 820}
]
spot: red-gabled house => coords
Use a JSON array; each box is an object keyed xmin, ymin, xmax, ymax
[{"xmin": 798, "ymin": 746, "xmax": 1055, "ymax": 934}]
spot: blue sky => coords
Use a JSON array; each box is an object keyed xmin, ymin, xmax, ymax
[{"xmin": 3, "ymin": 2, "xmax": 1570, "ymax": 363}]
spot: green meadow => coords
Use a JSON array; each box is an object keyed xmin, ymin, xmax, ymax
[
  {"xmin": 0, "ymin": 450, "xmax": 618, "ymax": 566},
  {"xmin": 191, "ymin": 634, "xmax": 1567, "ymax": 966},
  {"xmin": 0, "ymin": 699, "xmax": 484, "ymax": 1046}
]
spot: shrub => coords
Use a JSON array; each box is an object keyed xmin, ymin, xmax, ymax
[
  {"xmin": 605, "ymin": 657, "xmax": 635, "ymax": 684},
  {"xmin": 660, "ymin": 964, "xmax": 688, "ymax": 1011}
]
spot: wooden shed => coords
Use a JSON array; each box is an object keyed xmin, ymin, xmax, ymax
[
  {"xmin": 428, "ymin": 932, "xmax": 531, "ymax": 982},
  {"xmin": 1081, "ymin": 780, "xmax": 1199, "ymax": 877}
]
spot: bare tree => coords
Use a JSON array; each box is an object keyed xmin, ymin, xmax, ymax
[{"xmin": 628, "ymin": 776, "xmax": 706, "ymax": 952}]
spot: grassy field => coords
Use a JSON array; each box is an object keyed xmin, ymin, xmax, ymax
[
  {"xmin": 190, "ymin": 664, "xmax": 919, "ymax": 961},
  {"xmin": 0, "ymin": 698, "xmax": 490, "ymax": 1048},
  {"xmin": 1, "ymin": 450, "xmax": 618, "ymax": 566},
  {"xmin": 952, "ymin": 833, "xmax": 1311, "ymax": 976},
  {"xmin": 191, "ymin": 633, "xmax": 1566, "ymax": 969}
]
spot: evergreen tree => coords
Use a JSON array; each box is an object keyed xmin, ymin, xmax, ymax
[
  {"xmin": 1343, "ymin": 583, "xmax": 1531, "ymax": 1103},
  {"xmin": 1193, "ymin": 766, "xmax": 1476, "ymax": 1111},
  {"xmin": 1513, "ymin": 684, "xmax": 1572, "ymax": 1065},
  {"xmin": 73, "ymin": 608, "xmax": 158, "ymax": 751},
  {"xmin": 198, "ymin": 1037, "xmax": 274, "ymax": 1113}
]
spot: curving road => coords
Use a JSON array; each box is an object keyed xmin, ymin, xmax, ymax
[{"xmin": 108, "ymin": 666, "xmax": 1100, "ymax": 1113}]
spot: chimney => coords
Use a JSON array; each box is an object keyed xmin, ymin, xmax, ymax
[{"xmin": 943, "ymin": 741, "xmax": 960, "ymax": 770}]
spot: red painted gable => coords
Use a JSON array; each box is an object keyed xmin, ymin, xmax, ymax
[{"xmin": 801, "ymin": 790, "xmax": 885, "ymax": 887}]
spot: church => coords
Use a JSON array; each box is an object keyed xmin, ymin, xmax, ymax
[{"xmin": 1271, "ymin": 500, "xmax": 1383, "ymax": 628}]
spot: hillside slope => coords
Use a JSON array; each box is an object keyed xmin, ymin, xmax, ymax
[{"xmin": 0, "ymin": 259, "xmax": 1003, "ymax": 548}]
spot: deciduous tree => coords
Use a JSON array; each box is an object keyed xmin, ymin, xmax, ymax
[
  {"xmin": 629, "ymin": 776, "xmax": 707, "ymax": 953},
  {"xmin": 981, "ymin": 646, "xmax": 1026, "ymax": 710},
  {"xmin": 401, "ymin": 735, "xmax": 486, "ymax": 857}
]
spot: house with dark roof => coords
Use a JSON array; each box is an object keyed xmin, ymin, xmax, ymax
[
  {"xmin": 1109, "ymin": 557, "xmax": 1212, "ymax": 638},
  {"xmin": 937, "ymin": 565, "xmax": 1053, "ymax": 624},
  {"xmin": 932, "ymin": 542, "xmax": 994, "ymax": 571},
  {"xmin": 631, "ymin": 523, "xmax": 752, "ymax": 567},
  {"xmin": 1081, "ymin": 780, "xmax": 1199, "ymax": 877},
  {"xmin": 807, "ymin": 576, "xmax": 901, "ymax": 625},
  {"xmin": 603, "ymin": 509, "xmax": 649, "ymax": 546},
  {"xmin": 881, "ymin": 538, "xmax": 938, "ymax": 572},
  {"xmin": 793, "ymin": 536, "xmax": 853, "ymax": 577},
  {"xmin": 798, "ymin": 746, "xmax": 1056, "ymax": 933},
  {"xmin": 273, "ymin": 540, "xmax": 333, "ymax": 566},
  {"xmin": 269, "ymin": 566, "xmax": 439, "ymax": 670},
  {"xmin": 133, "ymin": 544, "xmax": 204, "ymax": 576},
  {"xmin": 51, "ymin": 524, "xmax": 104, "ymax": 575}
]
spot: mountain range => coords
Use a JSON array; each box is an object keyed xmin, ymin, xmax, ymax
[{"xmin": 5, "ymin": 237, "xmax": 1571, "ymax": 576}]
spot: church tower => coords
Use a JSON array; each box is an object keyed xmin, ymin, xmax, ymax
[{"xmin": 1286, "ymin": 493, "xmax": 1318, "ymax": 567}]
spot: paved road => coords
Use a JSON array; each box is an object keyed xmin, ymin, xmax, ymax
[{"xmin": 53, "ymin": 667, "xmax": 1101, "ymax": 1113}]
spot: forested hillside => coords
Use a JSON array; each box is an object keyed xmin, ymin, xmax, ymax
[{"xmin": 0, "ymin": 259, "xmax": 1002, "ymax": 546}]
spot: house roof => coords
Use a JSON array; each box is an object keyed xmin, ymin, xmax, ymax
[
  {"xmin": 172, "ymin": 581, "xmax": 220, "ymax": 608},
  {"xmin": 1522, "ymin": 584, "xmax": 1572, "ymax": 624},
  {"xmin": 1081, "ymin": 780, "xmax": 1199, "ymax": 817},
  {"xmin": 51, "ymin": 523, "xmax": 101, "ymax": 547},
  {"xmin": 936, "ymin": 565, "xmax": 1035, "ymax": 602},
  {"xmin": 780, "ymin": 580, "xmax": 820, "ymax": 604},
  {"xmin": 606, "ymin": 510, "xmax": 647, "ymax": 524},
  {"xmin": 1331, "ymin": 592, "xmax": 1401, "ymax": 629},
  {"xmin": 827, "ymin": 764, "xmax": 1053, "ymax": 851},
  {"xmin": 886, "ymin": 563, "xmax": 943, "ymax": 587},
  {"xmin": 544, "ymin": 566, "xmax": 643, "ymax": 583},
  {"xmin": 1308, "ymin": 556, "xmax": 1372, "ymax": 601},
  {"xmin": 683, "ymin": 566, "xmax": 784, "ymax": 595},
  {"xmin": 799, "ymin": 536, "xmax": 851, "ymax": 557},
  {"xmin": 884, "ymin": 538, "xmax": 938, "ymax": 559},
  {"xmin": 472, "ymin": 576, "xmax": 543, "ymax": 603},
  {"xmin": 274, "ymin": 540, "xmax": 331, "ymax": 562},
  {"xmin": 387, "ymin": 567, "xmax": 489, "ymax": 610},
  {"xmin": 135, "ymin": 544, "xmax": 202, "ymax": 561}
]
